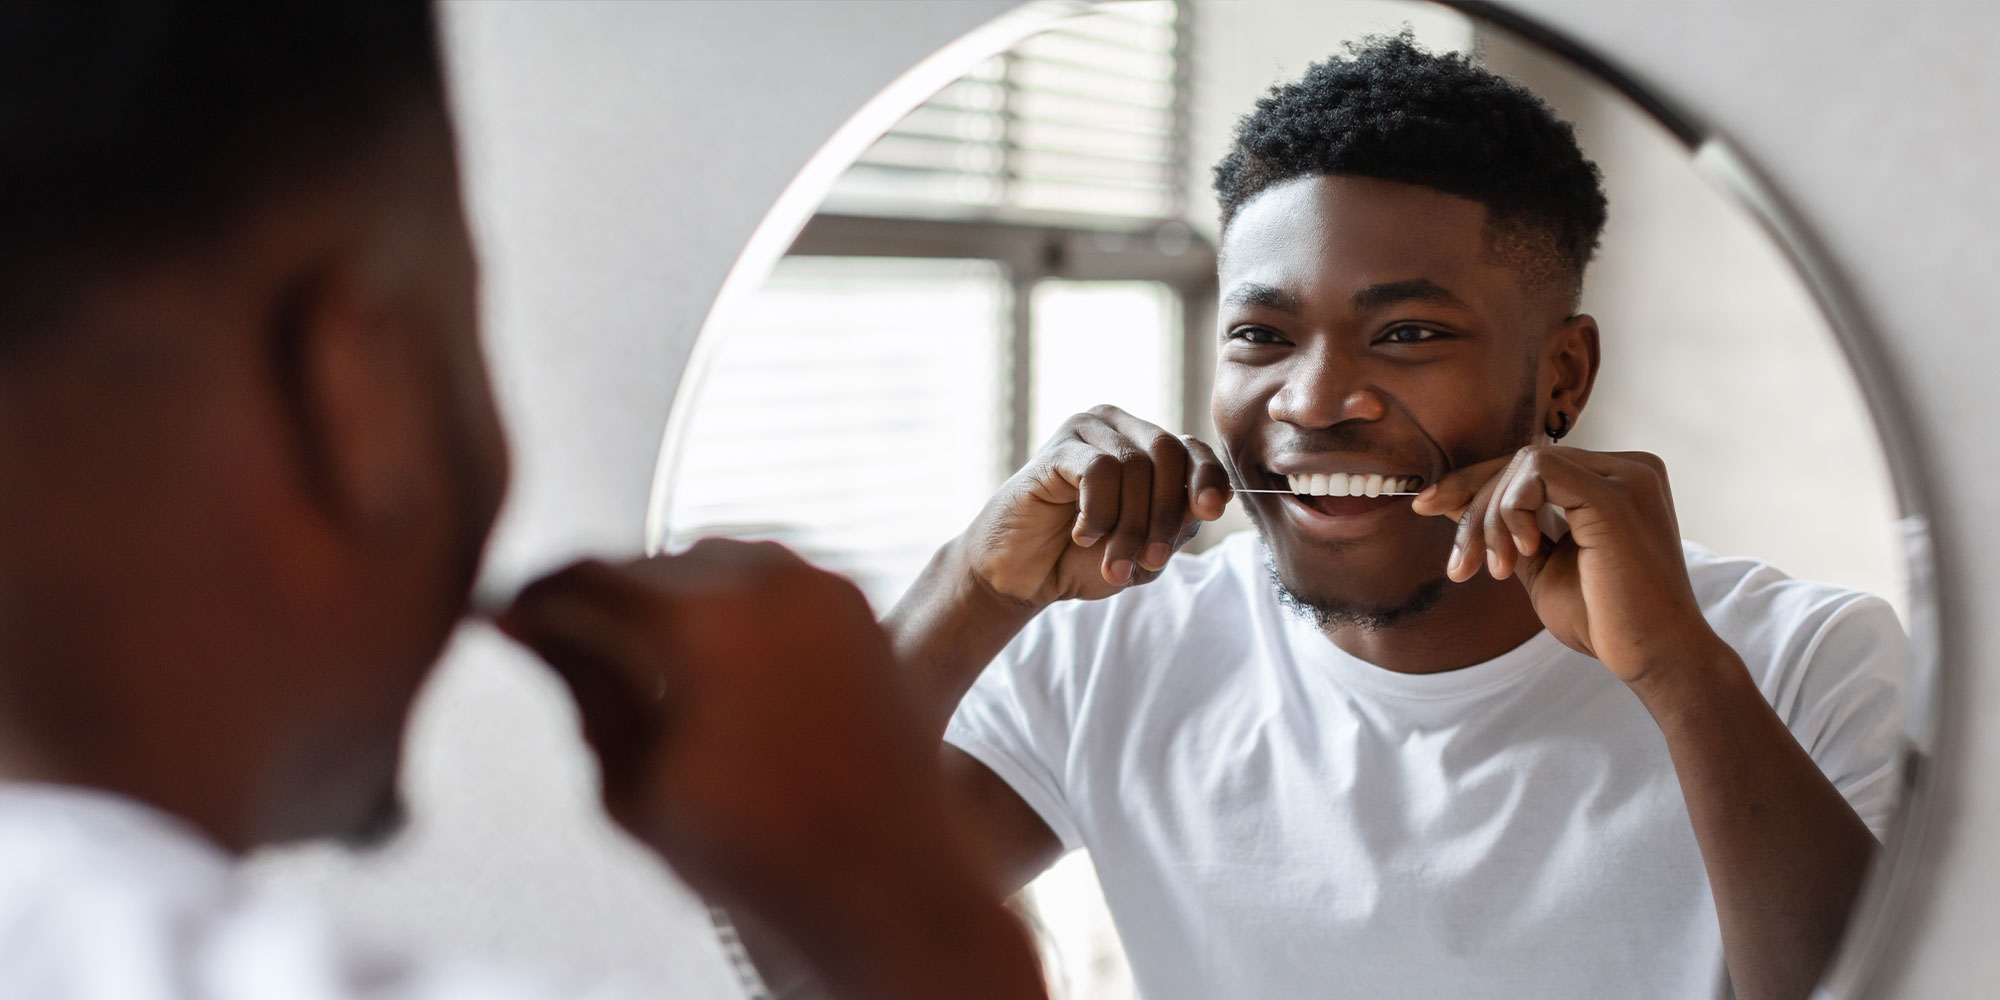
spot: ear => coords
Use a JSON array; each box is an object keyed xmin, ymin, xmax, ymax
[
  {"xmin": 269, "ymin": 265, "xmax": 431, "ymax": 547},
  {"xmin": 1544, "ymin": 313, "xmax": 1601, "ymax": 423}
]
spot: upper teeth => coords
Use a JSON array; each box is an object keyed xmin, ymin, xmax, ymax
[{"xmin": 1286, "ymin": 472, "xmax": 1420, "ymax": 497}]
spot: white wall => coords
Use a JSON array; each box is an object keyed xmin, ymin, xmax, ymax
[{"xmin": 249, "ymin": 2, "xmax": 2000, "ymax": 997}]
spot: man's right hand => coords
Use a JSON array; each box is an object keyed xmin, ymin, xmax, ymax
[
  {"xmin": 966, "ymin": 405, "xmax": 1233, "ymax": 608},
  {"xmin": 495, "ymin": 540, "xmax": 1045, "ymax": 1000}
]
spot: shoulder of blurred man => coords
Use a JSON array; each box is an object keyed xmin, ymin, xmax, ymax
[{"xmin": 0, "ymin": 782, "xmax": 633, "ymax": 1000}]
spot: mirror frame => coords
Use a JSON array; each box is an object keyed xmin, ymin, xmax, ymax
[{"xmin": 646, "ymin": 4, "xmax": 1945, "ymax": 995}]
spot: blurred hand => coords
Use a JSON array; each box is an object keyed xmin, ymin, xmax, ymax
[
  {"xmin": 965, "ymin": 405, "xmax": 1233, "ymax": 607},
  {"xmin": 494, "ymin": 540, "xmax": 1043, "ymax": 999}
]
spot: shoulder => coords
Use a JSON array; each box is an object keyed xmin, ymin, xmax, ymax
[
  {"xmin": 0, "ymin": 785, "xmax": 581, "ymax": 1000},
  {"xmin": 1683, "ymin": 541, "xmax": 1902, "ymax": 646},
  {"xmin": 1682, "ymin": 541, "xmax": 1909, "ymax": 722}
]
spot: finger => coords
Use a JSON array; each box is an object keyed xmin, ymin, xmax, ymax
[
  {"xmin": 498, "ymin": 590, "xmax": 670, "ymax": 791},
  {"xmin": 1449, "ymin": 469, "xmax": 1507, "ymax": 584},
  {"xmin": 1557, "ymin": 448, "xmax": 1676, "ymax": 529},
  {"xmin": 1502, "ymin": 446, "xmax": 1644, "ymax": 510},
  {"xmin": 1090, "ymin": 413, "xmax": 1197, "ymax": 546},
  {"xmin": 1411, "ymin": 455, "xmax": 1513, "ymax": 519},
  {"xmin": 1481, "ymin": 455, "xmax": 1531, "ymax": 580},
  {"xmin": 1138, "ymin": 433, "xmax": 1189, "ymax": 572},
  {"xmin": 1066, "ymin": 447, "xmax": 1124, "ymax": 548},
  {"xmin": 1180, "ymin": 435, "xmax": 1233, "ymax": 521},
  {"xmin": 1072, "ymin": 417, "xmax": 1158, "ymax": 585},
  {"xmin": 1494, "ymin": 458, "xmax": 1554, "ymax": 559},
  {"xmin": 1101, "ymin": 450, "xmax": 1153, "ymax": 586}
]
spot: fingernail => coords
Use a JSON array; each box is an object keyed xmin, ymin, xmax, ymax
[
  {"xmin": 1076, "ymin": 531, "xmax": 1103, "ymax": 548},
  {"xmin": 1197, "ymin": 488, "xmax": 1223, "ymax": 512},
  {"xmin": 1486, "ymin": 550, "xmax": 1502, "ymax": 578},
  {"xmin": 1110, "ymin": 559, "xmax": 1134, "ymax": 584},
  {"xmin": 1142, "ymin": 542, "xmax": 1171, "ymax": 569},
  {"xmin": 1448, "ymin": 543, "xmax": 1463, "ymax": 575}
]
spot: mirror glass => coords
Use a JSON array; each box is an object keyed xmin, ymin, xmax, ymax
[{"xmin": 652, "ymin": 2, "xmax": 1927, "ymax": 997}]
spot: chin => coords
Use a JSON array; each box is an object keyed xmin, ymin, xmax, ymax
[
  {"xmin": 335, "ymin": 784, "xmax": 409, "ymax": 851},
  {"xmin": 1262, "ymin": 532, "xmax": 1454, "ymax": 630},
  {"xmin": 259, "ymin": 717, "xmax": 412, "ymax": 849}
]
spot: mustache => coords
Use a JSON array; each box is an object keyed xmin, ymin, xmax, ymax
[{"xmin": 1240, "ymin": 426, "xmax": 1447, "ymax": 479}]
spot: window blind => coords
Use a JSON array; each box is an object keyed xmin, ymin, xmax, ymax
[{"xmin": 821, "ymin": 0, "xmax": 1189, "ymax": 224}]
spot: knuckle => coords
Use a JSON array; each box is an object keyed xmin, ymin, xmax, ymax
[
  {"xmin": 1086, "ymin": 403, "xmax": 1123, "ymax": 420},
  {"xmin": 1082, "ymin": 453, "xmax": 1122, "ymax": 478}
]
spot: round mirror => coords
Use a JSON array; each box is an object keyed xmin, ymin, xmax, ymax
[{"xmin": 650, "ymin": 3, "xmax": 1936, "ymax": 997}]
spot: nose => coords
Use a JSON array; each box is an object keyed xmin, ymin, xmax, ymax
[{"xmin": 1267, "ymin": 349, "xmax": 1386, "ymax": 429}]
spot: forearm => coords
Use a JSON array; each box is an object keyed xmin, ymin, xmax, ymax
[
  {"xmin": 1630, "ymin": 638, "xmax": 1876, "ymax": 1000},
  {"xmin": 883, "ymin": 535, "xmax": 1044, "ymax": 738},
  {"xmin": 758, "ymin": 878, "xmax": 1047, "ymax": 1000}
]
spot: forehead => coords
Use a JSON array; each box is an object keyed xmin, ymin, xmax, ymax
[{"xmin": 1218, "ymin": 175, "xmax": 1528, "ymax": 317}]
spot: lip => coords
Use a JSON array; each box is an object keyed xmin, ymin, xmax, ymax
[
  {"xmin": 1265, "ymin": 462, "xmax": 1427, "ymax": 482},
  {"xmin": 1263, "ymin": 491, "xmax": 1418, "ymax": 541}
]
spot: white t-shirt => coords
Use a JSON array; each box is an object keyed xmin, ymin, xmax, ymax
[
  {"xmin": 0, "ymin": 783, "xmax": 658, "ymax": 1000},
  {"xmin": 944, "ymin": 531, "xmax": 1909, "ymax": 1000}
]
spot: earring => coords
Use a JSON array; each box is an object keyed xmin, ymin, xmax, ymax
[{"xmin": 1546, "ymin": 411, "xmax": 1572, "ymax": 443}]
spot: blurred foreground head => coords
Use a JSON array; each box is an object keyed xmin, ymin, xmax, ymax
[{"xmin": 0, "ymin": 1, "xmax": 506, "ymax": 850}]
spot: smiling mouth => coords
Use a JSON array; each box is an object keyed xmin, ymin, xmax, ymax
[
  {"xmin": 1283, "ymin": 471, "xmax": 1423, "ymax": 497},
  {"xmin": 1272, "ymin": 471, "xmax": 1426, "ymax": 520}
]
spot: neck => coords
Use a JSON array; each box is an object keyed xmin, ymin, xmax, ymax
[
  {"xmin": 0, "ymin": 716, "xmax": 259, "ymax": 855},
  {"xmin": 1323, "ymin": 573, "xmax": 1546, "ymax": 674}
]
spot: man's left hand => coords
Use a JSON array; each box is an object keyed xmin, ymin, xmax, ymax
[{"xmin": 1411, "ymin": 445, "xmax": 1717, "ymax": 685}]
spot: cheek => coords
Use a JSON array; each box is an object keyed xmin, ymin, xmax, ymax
[
  {"xmin": 1209, "ymin": 363, "xmax": 1266, "ymax": 437},
  {"xmin": 1413, "ymin": 383, "xmax": 1540, "ymax": 468}
]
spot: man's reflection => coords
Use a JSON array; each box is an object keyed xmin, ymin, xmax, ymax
[{"xmin": 889, "ymin": 35, "xmax": 1906, "ymax": 1000}]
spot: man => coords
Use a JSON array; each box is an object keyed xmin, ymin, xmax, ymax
[
  {"xmin": 888, "ymin": 36, "xmax": 1907, "ymax": 1000},
  {"xmin": 0, "ymin": 4, "xmax": 1044, "ymax": 998}
]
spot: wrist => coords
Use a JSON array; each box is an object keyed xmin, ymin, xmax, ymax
[
  {"xmin": 774, "ymin": 853, "xmax": 1043, "ymax": 1000},
  {"xmin": 1623, "ymin": 628, "xmax": 1750, "ymax": 720},
  {"xmin": 885, "ymin": 536, "xmax": 1048, "ymax": 737},
  {"xmin": 944, "ymin": 531, "xmax": 1052, "ymax": 619}
]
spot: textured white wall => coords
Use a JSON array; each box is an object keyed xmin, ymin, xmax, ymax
[{"xmin": 250, "ymin": 1, "xmax": 1999, "ymax": 996}]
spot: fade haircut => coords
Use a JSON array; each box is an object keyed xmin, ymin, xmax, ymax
[
  {"xmin": 0, "ymin": 0, "xmax": 443, "ymax": 352},
  {"xmin": 1212, "ymin": 32, "xmax": 1608, "ymax": 307}
]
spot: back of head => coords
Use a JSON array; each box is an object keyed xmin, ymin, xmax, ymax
[
  {"xmin": 0, "ymin": 1, "xmax": 503, "ymax": 850},
  {"xmin": 1212, "ymin": 33, "xmax": 1608, "ymax": 307},
  {"xmin": 0, "ymin": 0, "xmax": 442, "ymax": 349}
]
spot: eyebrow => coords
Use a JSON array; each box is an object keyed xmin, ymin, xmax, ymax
[
  {"xmin": 1220, "ymin": 278, "xmax": 1468, "ymax": 316},
  {"xmin": 1220, "ymin": 282, "xmax": 1304, "ymax": 314},
  {"xmin": 1351, "ymin": 278, "xmax": 1466, "ymax": 313}
]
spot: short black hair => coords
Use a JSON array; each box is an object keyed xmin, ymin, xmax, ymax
[
  {"xmin": 0, "ymin": 0, "xmax": 442, "ymax": 348},
  {"xmin": 1213, "ymin": 33, "xmax": 1607, "ymax": 304}
]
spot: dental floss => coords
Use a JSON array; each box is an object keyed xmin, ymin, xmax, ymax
[
  {"xmin": 1226, "ymin": 483, "xmax": 1573, "ymax": 541},
  {"xmin": 1229, "ymin": 487, "xmax": 1422, "ymax": 496}
]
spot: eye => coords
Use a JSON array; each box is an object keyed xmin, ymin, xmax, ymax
[
  {"xmin": 1378, "ymin": 323, "xmax": 1443, "ymax": 345},
  {"xmin": 1227, "ymin": 325, "xmax": 1288, "ymax": 345}
]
